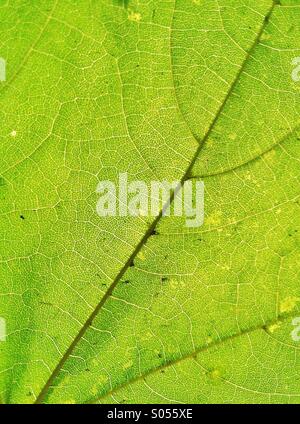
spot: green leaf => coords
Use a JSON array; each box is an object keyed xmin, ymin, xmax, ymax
[{"xmin": 0, "ymin": 0, "xmax": 300, "ymax": 404}]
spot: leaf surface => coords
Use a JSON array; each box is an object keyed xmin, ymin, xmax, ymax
[{"xmin": 0, "ymin": 0, "xmax": 300, "ymax": 404}]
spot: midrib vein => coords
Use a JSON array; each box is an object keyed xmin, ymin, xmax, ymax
[
  {"xmin": 87, "ymin": 312, "xmax": 297, "ymax": 404},
  {"xmin": 35, "ymin": 0, "xmax": 277, "ymax": 404}
]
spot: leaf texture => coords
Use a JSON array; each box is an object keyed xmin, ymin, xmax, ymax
[{"xmin": 0, "ymin": 0, "xmax": 299, "ymax": 404}]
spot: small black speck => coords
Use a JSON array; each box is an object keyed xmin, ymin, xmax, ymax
[
  {"xmin": 151, "ymin": 229, "xmax": 159, "ymax": 236},
  {"xmin": 123, "ymin": 280, "xmax": 130, "ymax": 284},
  {"xmin": 161, "ymin": 277, "xmax": 168, "ymax": 283},
  {"xmin": 39, "ymin": 301, "xmax": 53, "ymax": 306},
  {"xmin": 129, "ymin": 260, "xmax": 135, "ymax": 267},
  {"xmin": 20, "ymin": 215, "xmax": 25, "ymax": 220}
]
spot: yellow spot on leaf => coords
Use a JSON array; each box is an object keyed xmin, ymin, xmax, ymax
[
  {"xmin": 280, "ymin": 296, "xmax": 300, "ymax": 314},
  {"xmin": 91, "ymin": 377, "xmax": 108, "ymax": 396},
  {"xmin": 245, "ymin": 171, "xmax": 252, "ymax": 181},
  {"xmin": 206, "ymin": 138, "xmax": 214, "ymax": 148},
  {"xmin": 10, "ymin": 130, "xmax": 17, "ymax": 137},
  {"xmin": 99, "ymin": 374, "xmax": 108, "ymax": 384},
  {"xmin": 123, "ymin": 359, "xmax": 133, "ymax": 369},
  {"xmin": 264, "ymin": 149, "xmax": 276, "ymax": 163},
  {"xmin": 206, "ymin": 211, "xmax": 222, "ymax": 226},
  {"xmin": 128, "ymin": 11, "xmax": 141, "ymax": 22},
  {"xmin": 260, "ymin": 33, "xmax": 271, "ymax": 41},
  {"xmin": 137, "ymin": 251, "xmax": 145, "ymax": 260},
  {"xmin": 267, "ymin": 322, "xmax": 281, "ymax": 333},
  {"xmin": 141, "ymin": 331, "xmax": 153, "ymax": 341},
  {"xmin": 91, "ymin": 386, "xmax": 98, "ymax": 396},
  {"xmin": 210, "ymin": 369, "xmax": 221, "ymax": 380},
  {"xmin": 170, "ymin": 279, "xmax": 178, "ymax": 289},
  {"xmin": 221, "ymin": 265, "xmax": 230, "ymax": 271}
]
